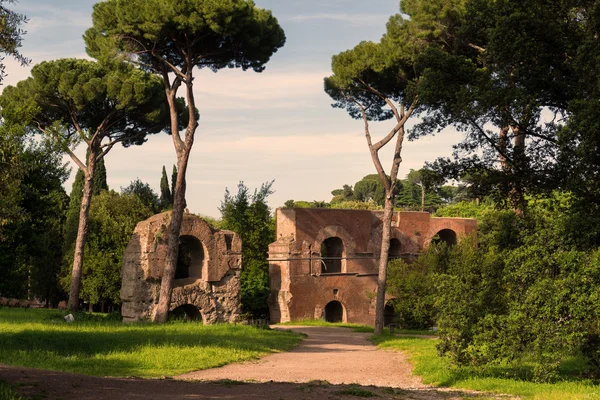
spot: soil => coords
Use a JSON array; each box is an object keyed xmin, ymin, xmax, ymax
[{"xmin": 0, "ymin": 326, "xmax": 511, "ymax": 400}]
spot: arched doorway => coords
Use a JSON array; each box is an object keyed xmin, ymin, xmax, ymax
[
  {"xmin": 321, "ymin": 237, "xmax": 344, "ymax": 273},
  {"xmin": 170, "ymin": 304, "xmax": 202, "ymax": 321},
  {"xmin": 432, "ymin": 229, "xmax": 457, "ymax": 246},
  {"xmin": 388, "ymin": 238, "xmax": 402, "ymax": 260},
  {"xmin": 384, "ymin": 301, "xmax": 398, "ymax": 326},
  {"xmin": 175, "ymin": 235, "xmax": 205, "ymax": 280},
  {"xmin": 324, "ymin": 300, "xmax": 344, "ymax": 322}
]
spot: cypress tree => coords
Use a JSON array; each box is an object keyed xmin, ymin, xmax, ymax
[{"xmin": 159, "ymin": 165, "xmax": 172, "ymax": 209}]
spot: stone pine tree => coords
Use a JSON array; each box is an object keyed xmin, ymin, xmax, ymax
[
  {"xmin": 325, "ymin": 15, "xmax": 426, "ymax": 334},
  {"xmin": 159, "ymin": 165, "xmax": 172, "ymax": 210},
  {"xmin": 85, "ymin": 0, "xmax": 286, "ymax": 323},
  {"xmin": 0, "ymin": 59, "xmax": 171, "ymax": 311},
  {"xmin": 0, "ymin": 0, "xmax": 30, "ymax": 83}
]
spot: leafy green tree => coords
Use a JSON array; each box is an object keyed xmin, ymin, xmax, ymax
[
  {"xmin": 121, "ymin": 178, "xmax": 161, "ymax": 214},
  {"xmin": 159, "ymin": 165, "xmax": 172, "ymax": 210},
  {"xmin": 0, "ymin": 0, "xmax": 30, "ymax": 82},
  {"xmin": 0, "ymin": 58, "xmax": 170, "ymax": 311},
  {"xmin": 85, "ymin": 0, "xmax": 286, "ymax": 323},
  {"xmin": 220, "ymin": 181, "xmax": 275, "ymax": 317},
  {"xmin": 0, "ymin": 124, "xmax": 25, "ymax": 239},
  {"xmin": 61, "ymin": 190, "xmax": 154, "ymax": 312},
  {"xmin": 325, "ymin": 19, "xmax": 423, "ymax": 332},
  {"xmin": 0, "ymin": 132, "xmax": 68, "ymax": 304}
]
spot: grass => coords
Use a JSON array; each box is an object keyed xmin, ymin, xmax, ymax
[
  {"xmin": 279, "ymin": 319, "xmax": 435, "ymax": 335},
  {"xmin": 0, "ymin": 381, "xmax": 23, "ymax": 400},
  {"xmin": 371, "ymin": 334, "xmax": 600, "ymax": 400},
  {"xmin": 0, "ymin": 308, "xmax": 302, "ymax": 378}
]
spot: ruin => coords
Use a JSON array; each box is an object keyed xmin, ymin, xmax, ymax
[
  {"xmin": 268, "ymin": 208, "xmax": 477, "ymax": 325},
  {"xmin": 120, "ymin": 212, "xmax": 242, "ymax": 323}
]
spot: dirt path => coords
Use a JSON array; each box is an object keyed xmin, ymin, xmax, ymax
[
  {"xmin": 0, "ymin": 326, "xmax": 512, "ymax": 399},
  {"xmin": 179, "ymin": 325, "xmax": 424, "ymax": 388}
]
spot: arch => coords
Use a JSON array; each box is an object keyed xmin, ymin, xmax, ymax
[
  {"xmin": 170, "ymin": 304, "xmax": 202, "ymax": 321},
  {"xmin": 321, "ymin": 237, "xmax": 344, "ymax": 273},
  {"xmin": 384, "ymin": 300, "xmax": 398, "ymax": 327},
  {"xmin": 324, "ymin": 300, "xmax": 345, "ymax": 323},
  {"xmin": 388, "ymin": 238, "xmax": 402, "ymax": 259},
  {"xmin": 432, "ymin": 229, "xmax": 457, "ymax": 246},
  {"xmin": 175, "ymin": 235, "xmax": 205, "ymax": 280}
]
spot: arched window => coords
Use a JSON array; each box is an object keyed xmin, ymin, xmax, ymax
[
  {"xmin": 170, "ymin": 304, "xmax": 202, "ymax": 321},
  {"xmin": 324, "ymin": 300, "xmax": 344, "ymax": 323},
  {"xmin": 389, "ymin": 238, "xmax": 402, "ymax": 259},
  {"xmin": 321, "ymin": 237, "xmax": 344, "ymax": 273},
  {"xmin": 432, "ymin": 229, "xmax": 457, "ymax": 246},
  {"xmin": 175, "ymin": 235, "xmax": 205, "ymax": 280}
]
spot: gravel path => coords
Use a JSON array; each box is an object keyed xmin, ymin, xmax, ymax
[
  {"xmin": 0, "ymin": 326, "xmax": 513, "ymax": 399},
  {"xmin": 179, "ymin": 325, "xmax": 425, "ymax": 388}
]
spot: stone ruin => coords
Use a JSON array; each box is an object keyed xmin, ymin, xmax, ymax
[
  {"xmin": 120, "ymin": 212, "xmax": 242, "ymax": 323},
  {"xmin": 268, "ymin": 208, "xmax": 477, "ymax": 325}
]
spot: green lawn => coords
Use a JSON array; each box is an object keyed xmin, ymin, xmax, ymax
[
  {"xmin": 0, "ymin": 308, "xmax": 302, "ymax": 378},
  {"xmin": 279, "ymin": 319, "xmax": 435, "ymax": 335},
  {"xmin": 372, "ymin": 335, "xmax": 600, "ymax": 400}
]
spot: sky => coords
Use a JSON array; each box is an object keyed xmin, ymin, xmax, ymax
[{"xmin": 4, "ymin": 0, "xmax": 463, "ymax": 218}]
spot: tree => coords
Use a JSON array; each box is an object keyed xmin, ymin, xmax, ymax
[
  {"xmin": 85, "ymin": 0, "xmax": 286, "ymax": 322},
  {"xmin": 63, "ymin": 156, "xmax": 108, "ymax": 257},
  {"xmin": 0, "ymin": 130, "xmax": 68, "ymax": 304},
  {"xmin": 0, "ymin": 59, "xmax": 170, "ymax": 311},
  {"xmin": 159, "ymin": 165, "xmax": 172, "ymax": 210},
  {"xmin": 0, "ymin": 0, "xmax": 30, "ymax": 83},
  {"xmin": 407, "ymin": 168, "xmax": 444, "ymax": 212},
  {"xmin": 324, "ymin": 12, "xmax": 424, "ymax": 332},
  {"xmin": 63, "ymin": 190, "xmax": 154, "ymax": 312},
  {"xmin": 408, "ymin": 0, "xmax": 587, "ymax": 213},
  {"xmin": 220, "ymin": 181, "xmax": 275, "ymax": 317},
  {"xmin": 121, "ymin": 178, "xmax": 161, "ymax": 214}
]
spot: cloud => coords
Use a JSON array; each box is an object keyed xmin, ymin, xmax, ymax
[{"xmin": 286, "ymin": 13, "xmax": 390, "ymax": 27}]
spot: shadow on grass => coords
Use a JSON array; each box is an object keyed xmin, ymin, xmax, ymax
[{"xmin": 0, "ymin": 366, "xmax": 513, "ymax": 400}]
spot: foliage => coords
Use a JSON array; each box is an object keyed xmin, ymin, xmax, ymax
[
  {"xmin": 60, "ymin": 191, "xmax": 154, "ymax": 310},
  {"xmin": 159, "ymin": 165, "xmax": 172, "ymax": 210},
  {"xmin": 372, "ymin": 335, "xmax": 600, "ymax": 400},
  {"xmin": 390, "ymin": 197, "xmax": 600, "ymax": 382},
  {"xmin": 0, "ymin": 132, "xmax": 68, "ymax": 304},
  {"xmin": 0, "ymin": 308, "xmax": 301, "ymax": 378},
  {"xmin": 387, "ymin": 258, "xmax": 436, "ymax": 330},
  {"xmin": 220, "ymin": 181, "xmax": 275, "ymax": 317},
  {"xmin": 121, "ymin": 178, "xmax": 161, "ymax": 214},
  {"xmin": 0, "ymin": 0, "xmax": 30, "ymax": 83},
  {"xmin": 63, "ymin": 157, "xmax": 108, "ymax": 255}
]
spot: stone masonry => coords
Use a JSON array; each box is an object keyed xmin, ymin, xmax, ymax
[
  {"xmin": 268, "ymin": 208, "xmax": 477, "ymax": 325},
  {"xmin": 121, "ymin": 212, "xmax": 242, "ymax": 323}
]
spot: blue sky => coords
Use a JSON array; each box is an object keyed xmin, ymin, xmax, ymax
[{"xmin": 5, "ymin": 0, "xmax": 462, "ymax": 217}]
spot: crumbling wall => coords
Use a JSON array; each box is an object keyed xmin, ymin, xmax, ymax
[
  {"xmin": 121, "ymin": 213, "xmax": 242, "ymax": 323},
  {"xmin": 268, "ymin": 208, "xmax": 477, "ymax": 324}
]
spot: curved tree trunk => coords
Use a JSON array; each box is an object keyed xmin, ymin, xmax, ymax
[
  {"xmin": 67, "ymin": 151, "xmax": 97, "ymax": 312},
  {"xmin": 153, "ymin": 75, "xmax": 197, "ymax": 323},
  {"xmin": 374, "ymin": 194, "xmax": 394, "ymax": 335}
]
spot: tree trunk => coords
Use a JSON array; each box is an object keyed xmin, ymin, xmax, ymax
[
  {"xmin": 67, "ymin": 152, "xmax": 97, "ymax": 312},
  {"xmin": 374, "ymin": 193, "xmax": 394, "ymax": 335},
  {"xmin": 510, "ymin": 125, "xmax": 526, "ymax": 214},
  {"xmin": 152, "ymin": 76, "xmax": 197, "ymax": 323},
  {"xmin": 420, "ymin": 185, "xmax": 425, "ymax": 212}
]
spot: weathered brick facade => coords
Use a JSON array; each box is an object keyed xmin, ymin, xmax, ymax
[
  {"xmin": 268, "ymin": 208, "xmax": 476, "ymax": 325},
  {"xmin": 121, "ymin": 213, "xmax": 242, "ymax": 323}
]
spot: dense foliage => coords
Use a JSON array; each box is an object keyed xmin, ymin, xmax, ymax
[
  {"xmin": 388, "ymin": 197, "xmax": 600, "ymax": 381},
  {"xmin": 220, "ymin": 182, "xmax": 275, "ymax": 318},
  {"xmin": 0, "ymin": 131, "xmax": 68, "ymax": 305}
]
